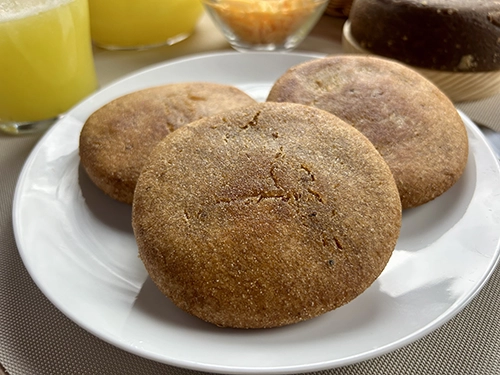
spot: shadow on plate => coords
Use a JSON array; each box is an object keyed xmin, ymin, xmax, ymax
[
  {"xmin": 132, "ymin": 277, "xmax": 223, "ymax": 332},
  {"xmin": 78, "ymin": 164, "xmax": 133, "ymax": 233},
  {"xmin": 130, "ymin": 276, "xmax": 394, "ymax": 341},
  {"xmin": 397, "ymin": 150, "xmax": 476, "ymax": 252}
]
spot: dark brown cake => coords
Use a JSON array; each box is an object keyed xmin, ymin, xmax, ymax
[
  {"xmin": 348, "ymin": 0, "xmax": 500, "ymax": 72},
  {"xmin": 267, "ymin": 55, "xmax": 469, "ymax": 209},
  {"xmin": 132, "ymin": 102, "xmax": 402, "ymax": 329},
  {"xmin": 79, "ymin": 82, "xmax": 256, "ymax": 204}
]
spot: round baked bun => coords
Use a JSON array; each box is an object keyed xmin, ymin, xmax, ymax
[
  {"xmin": 79, "ymin": 82, "xmax": 257, "ymax": 204},
  {"xmin": 267, "ymin": 55, "xmax": 469, "ymax": 209},
  {"xmin": 132, "ymin": 102, "xmax": 402, "ymax": 329}
]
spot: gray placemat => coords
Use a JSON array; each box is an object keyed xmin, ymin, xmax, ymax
[
  {"xmin": 456, "ymin": 93, "xmax": 500, "ymax": 132},
  {"xmin": 1, "ymin": 128, "xmax": 499, "ymax": 375}
]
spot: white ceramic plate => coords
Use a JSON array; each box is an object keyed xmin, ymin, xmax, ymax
[{"xmin": 13, "ymin": 51, "xmax": 500, "ymax": 374}]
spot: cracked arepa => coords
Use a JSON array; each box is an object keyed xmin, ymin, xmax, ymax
[
  {"xmin": 267, "ymin": 55, "xmax": 469, "ymax": 209},
  {"xmin": 132, "ymin": 102, "xmax": 402, "ymax": 329},
  {"xmin": 79, "ymin": 82, "xmax": 257, "ymax": 204}
]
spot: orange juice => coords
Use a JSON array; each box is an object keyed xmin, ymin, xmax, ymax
[
  {"xmin": 88, "ymin": 0, "xmax": 204, "ymax": 49},
  {"xmin": 0, "ymin": 0, "xmax": 97, "ymax": 124}
]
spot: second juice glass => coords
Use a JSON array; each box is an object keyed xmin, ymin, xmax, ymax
[{"xmin": 88, "ymin": 0, "xmax": 204, "ymax": 50}]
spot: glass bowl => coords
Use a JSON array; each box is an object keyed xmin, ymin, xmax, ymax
[{"xmin": 202, "ymin": 0, "xmax": 329, "ymax": 52}]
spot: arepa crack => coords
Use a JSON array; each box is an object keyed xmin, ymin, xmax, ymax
[{"xmin": 239, "ymin": 111, "xmax": 261, "ymax": 129}]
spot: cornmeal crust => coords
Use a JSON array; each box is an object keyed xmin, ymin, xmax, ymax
[
  {"xmin": 132, "ymin": 102, "xmax": 402, "ymax": 328},
  {"xmin": 79, "ymin": 82, "xmax": 256, "ymax": 204},
  {"xmin": 267, "ymin": 55, "xmax": 469, "ymax": 209}
]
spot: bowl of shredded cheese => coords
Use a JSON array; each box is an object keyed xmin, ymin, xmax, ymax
[{"xmin": 202, "ymin": 0, "xmax": 329, "ymax": 52}]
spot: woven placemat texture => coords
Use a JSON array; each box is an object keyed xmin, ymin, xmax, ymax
[
  {"xmin": 456, "ymin": 92, "xmax": 500, "ymax": 132},
  {"xmin": 0, "ymin": 129, "xmax": 499, "ymax": 375}
]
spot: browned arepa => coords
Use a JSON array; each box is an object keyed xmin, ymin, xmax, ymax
[
  {"xmin": 132, "ymin": 102, "xmax": 402, "ymax": 329},
  {"xmin": 348, "ymin": 0, "xmax": 500, "ymax": 72},
  {"xmin": 342, "ymin": 0, "xmax": 500, "ymax": 101},
  {"xmin": 267, "ymin": 55, "xmax": 469, "ymax": 209},
  {"xmin": 79, "ymin": 82, "xmax": 257, "ymax": 204}
]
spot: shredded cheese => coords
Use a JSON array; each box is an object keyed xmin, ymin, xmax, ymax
[{"xmin": 207, "ymin": 0, "xmax": 326, "ymax": 45}]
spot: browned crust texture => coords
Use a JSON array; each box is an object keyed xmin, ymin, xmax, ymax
[
  {"xmin": 349, "ymin": 0, "xmax": 500, "ymax": 72},
  {"xmin": 79, "ymin": 82, "xmax": 257, "ymax": 204},
  {"xmin": 132, "ymin": 102, "xmax": 402, "ymax": 328},
  {"xmin": 267, "ymin": 55, "xmax": 469, "ymax": 209}
]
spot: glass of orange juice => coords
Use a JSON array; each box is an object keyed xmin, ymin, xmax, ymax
[
  {"xmin": 88, "ymin": 0, "xmax": 204, "ymax": 50},
  {"xmin": 0, "ymin": 0, "xmax": 98, "ymax": 135}
]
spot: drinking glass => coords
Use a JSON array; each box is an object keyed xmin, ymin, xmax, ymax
[
  {"xmin": 0, "ymin": 0, "xmax": 98, "ymax": 135},
  {"xmin": 88, "ymin": 0, "xmax": 204, "ymax": 50}
]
